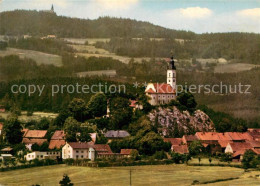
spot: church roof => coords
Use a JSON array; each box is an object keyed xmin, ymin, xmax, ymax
[{"xmin": 145, "ymin": 83, "xmax": 175, "ymax": 94}]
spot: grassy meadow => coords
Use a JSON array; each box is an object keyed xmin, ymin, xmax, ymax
[
  {"xmin": 0, "ymin": 164, "xmax": 259, "ymax": 186},
  {"xmin": 0, "ymin": 48, "xmax": 62, "ymax": 67}
]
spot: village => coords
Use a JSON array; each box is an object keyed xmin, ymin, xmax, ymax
[{"xmin": 0, "ymin": 56, "xmax": 259, "ymax": 167}]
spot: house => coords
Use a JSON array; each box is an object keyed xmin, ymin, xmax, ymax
[
  {"xmin": 129, "ymin": 100, "xmax": 143, "ymax": 111},
  {"xmin": 0, "ymin": 147, "xmax": 14, "ymax": 161},
  {"xmin": 49, "ymin": 130, "xmax": 66, "ymax": 149},
  {"xmin": 90, "ymin": 133, "xmax": 97, "ymax": 143},
  {"xmin": 0, "ymin": 122, "xmax": 3, "ymax": 135},
  {"xmin": 105, "ymin": 130, "xmax": 130, "ymax": 142},
  {"xmin": 225, "ymin": 142, "xmax": 252, "ymax": 161},
  {"xmin": 62, "ymin": 142, "xmax": 95, "ymax": 161},
  {"xmin": 25, "ymin": 151, "xmax": 61, "ymax": 161},
  {"xmin": 120, "ymin": 149, "xmax": 137, "ymax": 157},
  {"xmin": 164, "ymin": 138, "xmax": 189, "ymax": 154},
  {"xmin": 145, "ymin": 56, "xmax": 176, "ymax": 105},
  {"xmin": 94, "ymin": 144, "xmax": 114, "ymax": 159},
  {"xmin": 22, "ymin": 129, "xmax": 48, "ymax": 150}
]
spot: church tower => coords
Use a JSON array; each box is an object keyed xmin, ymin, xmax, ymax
[
  {"xmin": 51, "ymin": 4, "xmax": 54, "ymax": 13},
  {"xmin": 167, "ymin": 56, "xmax": 176, "ymax": 90}
]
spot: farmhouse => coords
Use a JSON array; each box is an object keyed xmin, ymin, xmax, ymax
[
  {"xmin": 25, "ymin": 151, "xmax": 61, "ymax": 161},
  {"xmin": 0, "ymin": 147, "xmax": 14, "ymax": 161},
  {"xmin": 145, "ymin": 56, "xmax": 176, "ymax": 105},
  {"xmin": 22, "ymin": 129, "xmax": 48, "ymax": 150},
  {"xmin": 164, "ymin": 138, "xmax": 189, "ymax": 154},
  {"xmin": 62, "ymin": 142, "xmax": 95, "ymax": 161},
  {"xmin": 49, "ymin": 130, "xmax": 66, "ymax": 149}
]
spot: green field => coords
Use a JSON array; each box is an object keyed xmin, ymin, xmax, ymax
[
  {"xmin": 0, "ymin": 164, "xmax": 259, "ymax": 186},
  {"xmin": 0, "ymin": 48, "xmax": 62, "ymax": 67}
]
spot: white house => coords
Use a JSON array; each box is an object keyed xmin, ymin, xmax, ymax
[
  {"xmin": 145, "ymin": 56, "xmax": 177, "ymax": 105},
  {"xmin": 62, "ymin": 142, "xmax": 95, "ymax": 161},
  {"xmin": 25, "ymin": 151, "xmax": 61, "ymax": 161}
]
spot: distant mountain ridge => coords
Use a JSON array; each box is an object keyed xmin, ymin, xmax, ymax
[{"xmin": 0, "ymin": 10, "xmax": 195, "ymax": 39}]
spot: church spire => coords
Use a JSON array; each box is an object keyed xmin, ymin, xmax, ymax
[
  {"xmin": 168, "ymin": 53, "xmax": 176, "ymax": 70},
  {"xmin": 51, "ymin": 4, "xmax": 54, "ymax": 12}
]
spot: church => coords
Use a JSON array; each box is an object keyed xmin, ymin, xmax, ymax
[{"xmin": 145, "ymin": 56, "xmax": 177, "ymax": 105}]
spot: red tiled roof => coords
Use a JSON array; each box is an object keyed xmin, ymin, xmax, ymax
[
  {"xmin": 22, "ymin": 138, "xmax": 47, "ymax": 146},
  {"xmin": 164, "ymin": 138, "xmax": 183, "ymax": 146},
  {"xmin": 226, "ymin": 132, "xmax": 253, "ymax": 141},
  {"xmin": 232, "ymin": 149, "xmax": 246, "ymax": 158},
  {"xmin": 23, "ymin": 130, "xmax": 47, "ymax": 138},
  {"xmin": 94, "ymin": 144, "xmax": 112, "ymax": 153},
  {"xmin": 120, "ymin": 149, "xmax": 135, "ymax": 155},
  {"xmin": 247, "ymin": 128, "xmax": 260, "ymax": 133},
  {"xmin": 218, "ymin": 140, "xmax": 232, "ymax": 148},
  {"xmin": 247, "ymin": 140, "xmax": 260, "ymax": 148},
  {"xmin": 145, "ymin": 83, "xmax": 176, "ymax": 94},
  {"xmin": 49, "ymin": 140, "xmax": 66, "ymax": 149},
  {"xmin": 195, "ymin": 132, "xmax": 220, "ymax": 141},
  {"xmin": 68, "ymin": 142, "xmax": 93, "ymax": 149},
  {"xmin": 130, "ymin": 100, "xmax": 138, "ymax": 108},
  {"xmin": 51, "ymin": 130, "xmax": 65, "ymax": 140},
  {"xmin": 251, "ymin": 148, "xmax": 260, "ymax": 155},
  {"xmin": 172, "ymin": 145, "xmax": 189, "ymax": 154},
  {"xmin": 228, "ymin": 142, "xmax": 252, "ymax": 152},
  {"xmin": 0, "ymin": 123, "xmax": 3, "ymax": 130}
]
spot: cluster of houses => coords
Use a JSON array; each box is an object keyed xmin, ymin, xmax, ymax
[
  {"xmin": 164, "ymin": 129, "xmax": 260, "ymax": 161},
  {"xmin": 0, "ymin": 127, "xmax": 134, "ymax": 162}
]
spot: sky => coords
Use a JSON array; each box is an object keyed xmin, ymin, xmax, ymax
[{"xmin": 0, "ymin": 0, "xmax": 260, "ymax": 33}]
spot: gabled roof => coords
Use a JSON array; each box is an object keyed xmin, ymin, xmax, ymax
[
  {"xmin": 23, "ymin": 130, "xmax": 47, "ymax": 138},
  {"xmin": 94, "ymin": 144, "xmax": 112, "ymax": 153},
  {"xmin": 90, "ymin": 133, "xmax": 97, "ymax": 143},
  {"xmin": 51, "ymin": 130, "xmax": 65, "ymax": 140},
  {"xmin": 228, "ymin": 142, "xmax": 252, "ymax": 152},
  {"xmin": 164, "ymin": 138, "xmax": 183, "ymax": 146},
  {"xmin": 218, "ymin": 140, "xmax": 232, "ymax": 148},
  {"xmin": 145, "ymin": 83, "xmax": 175, "ymax": 94},
  {"xmin": 22, "ymin": 138, "xmax": 47, "ymax": 146},
  {"xmin": 68, "ymin": 142, "xmax": 93, "ymax": 149},
  {"xmin": 172, "ymin": 145, "xmax": 189, "ymax": 154},
  {"xmin": 226, "ymin": 132, "xmax": 253, "ymax": 141},
  {"xmin": 195, "ymin": 132, "xmax": 220, "ymax": 141},
  {"xmin": 1, "ymin": 147, "xmax": 13, "ymax": 152},
  {"xmin": 105, "ymin": 130, "xmax": 130, "ymax": 138},
  {"xmin": 130, "ymin": 100, "xmax": 138, "ymax": 107},
  {"xmin": 49, "ymin": 140, "xmax": 66, "ymax": 149}
]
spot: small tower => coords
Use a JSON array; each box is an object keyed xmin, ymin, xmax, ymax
[
  {"xmin": 51, "ymin": 4, "xmax": 54, "ymax": 13},
  {"xmin": 167, "ymin": 55, "xmax": 176, "ymax": 90}
]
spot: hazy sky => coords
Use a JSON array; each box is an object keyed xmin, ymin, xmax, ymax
[{"xmin": 0, "ymin": 0, "xmax": 260, "ymax": 33}]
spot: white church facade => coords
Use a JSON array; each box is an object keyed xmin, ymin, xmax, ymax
[{"xmin": 145, "ymin": 56, "xmax": 177, "ymax": 105}]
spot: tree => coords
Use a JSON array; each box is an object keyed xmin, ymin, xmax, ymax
[
  {"xmin": 35, "ymin": 117, "xmax": 50, "ymax": 130},
  {"xmin": 242, "ymin": 150, "xmax": 258, "ymax": 169},
  {"xmin": 54, "ymin": 109, "xmax": 71, "ymax": 127},
  {"xmin": 68, "ymin": 98, "xmax": 87, "ymax": 122},
  {"xmin": 87, "ymin": 93, "xmax": 107, "ymax": 117},
  {"xmin": 59, "ymin": 174, "xmax": 73, "ymax": 186},
  {"xmin": 188, "ymin": 141, "xmax": 203, "ymax": 156},
  {"xmin": 3, "ymin": 114, "xmax": 23, "ymax": 144},
  {"xmin": 64, "ymin": 117, "xmax": 81, "ymax": 142},
  {"xmin": 177, "ymin": 92, "xmax": 197, "ymax": 113},
  {"xmin": 64, "ymin": 117, "xmax": 91, "ymax": 143},
  {"xmin": 109, "ymin": 97, "xmax": 133, "ymax": 129},
  {"xmin": 209, "ymin": 157, "xmax": 212, "ymax": 165},
  {"xmin": 198, "ymin": 157, "xmax": 201, "ymax": 165}
]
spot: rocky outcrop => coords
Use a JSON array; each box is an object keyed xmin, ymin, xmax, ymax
[{"xmin": 148, "ymin": 106, "xmax": 215, "ymax": 137}]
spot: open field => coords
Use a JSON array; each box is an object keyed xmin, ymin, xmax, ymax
[
  {"xmin": 0, "ymin": 48, "xmax": 62, "ymax": 67},
  {"xmin": 214, "ymin": 63, "xmax": 260, "ymax": 73},
  {"xmin": 0, "ymin": 112, "xmax": 58, "ymax": 123},
  {"xmin": 0, "ymin": 164, "xmax": 259, "ymax": 186}
]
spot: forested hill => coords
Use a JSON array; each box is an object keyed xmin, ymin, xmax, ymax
[{"xmin": 0, "ymin": 10, "xmax": 195, "ymax": 39}]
